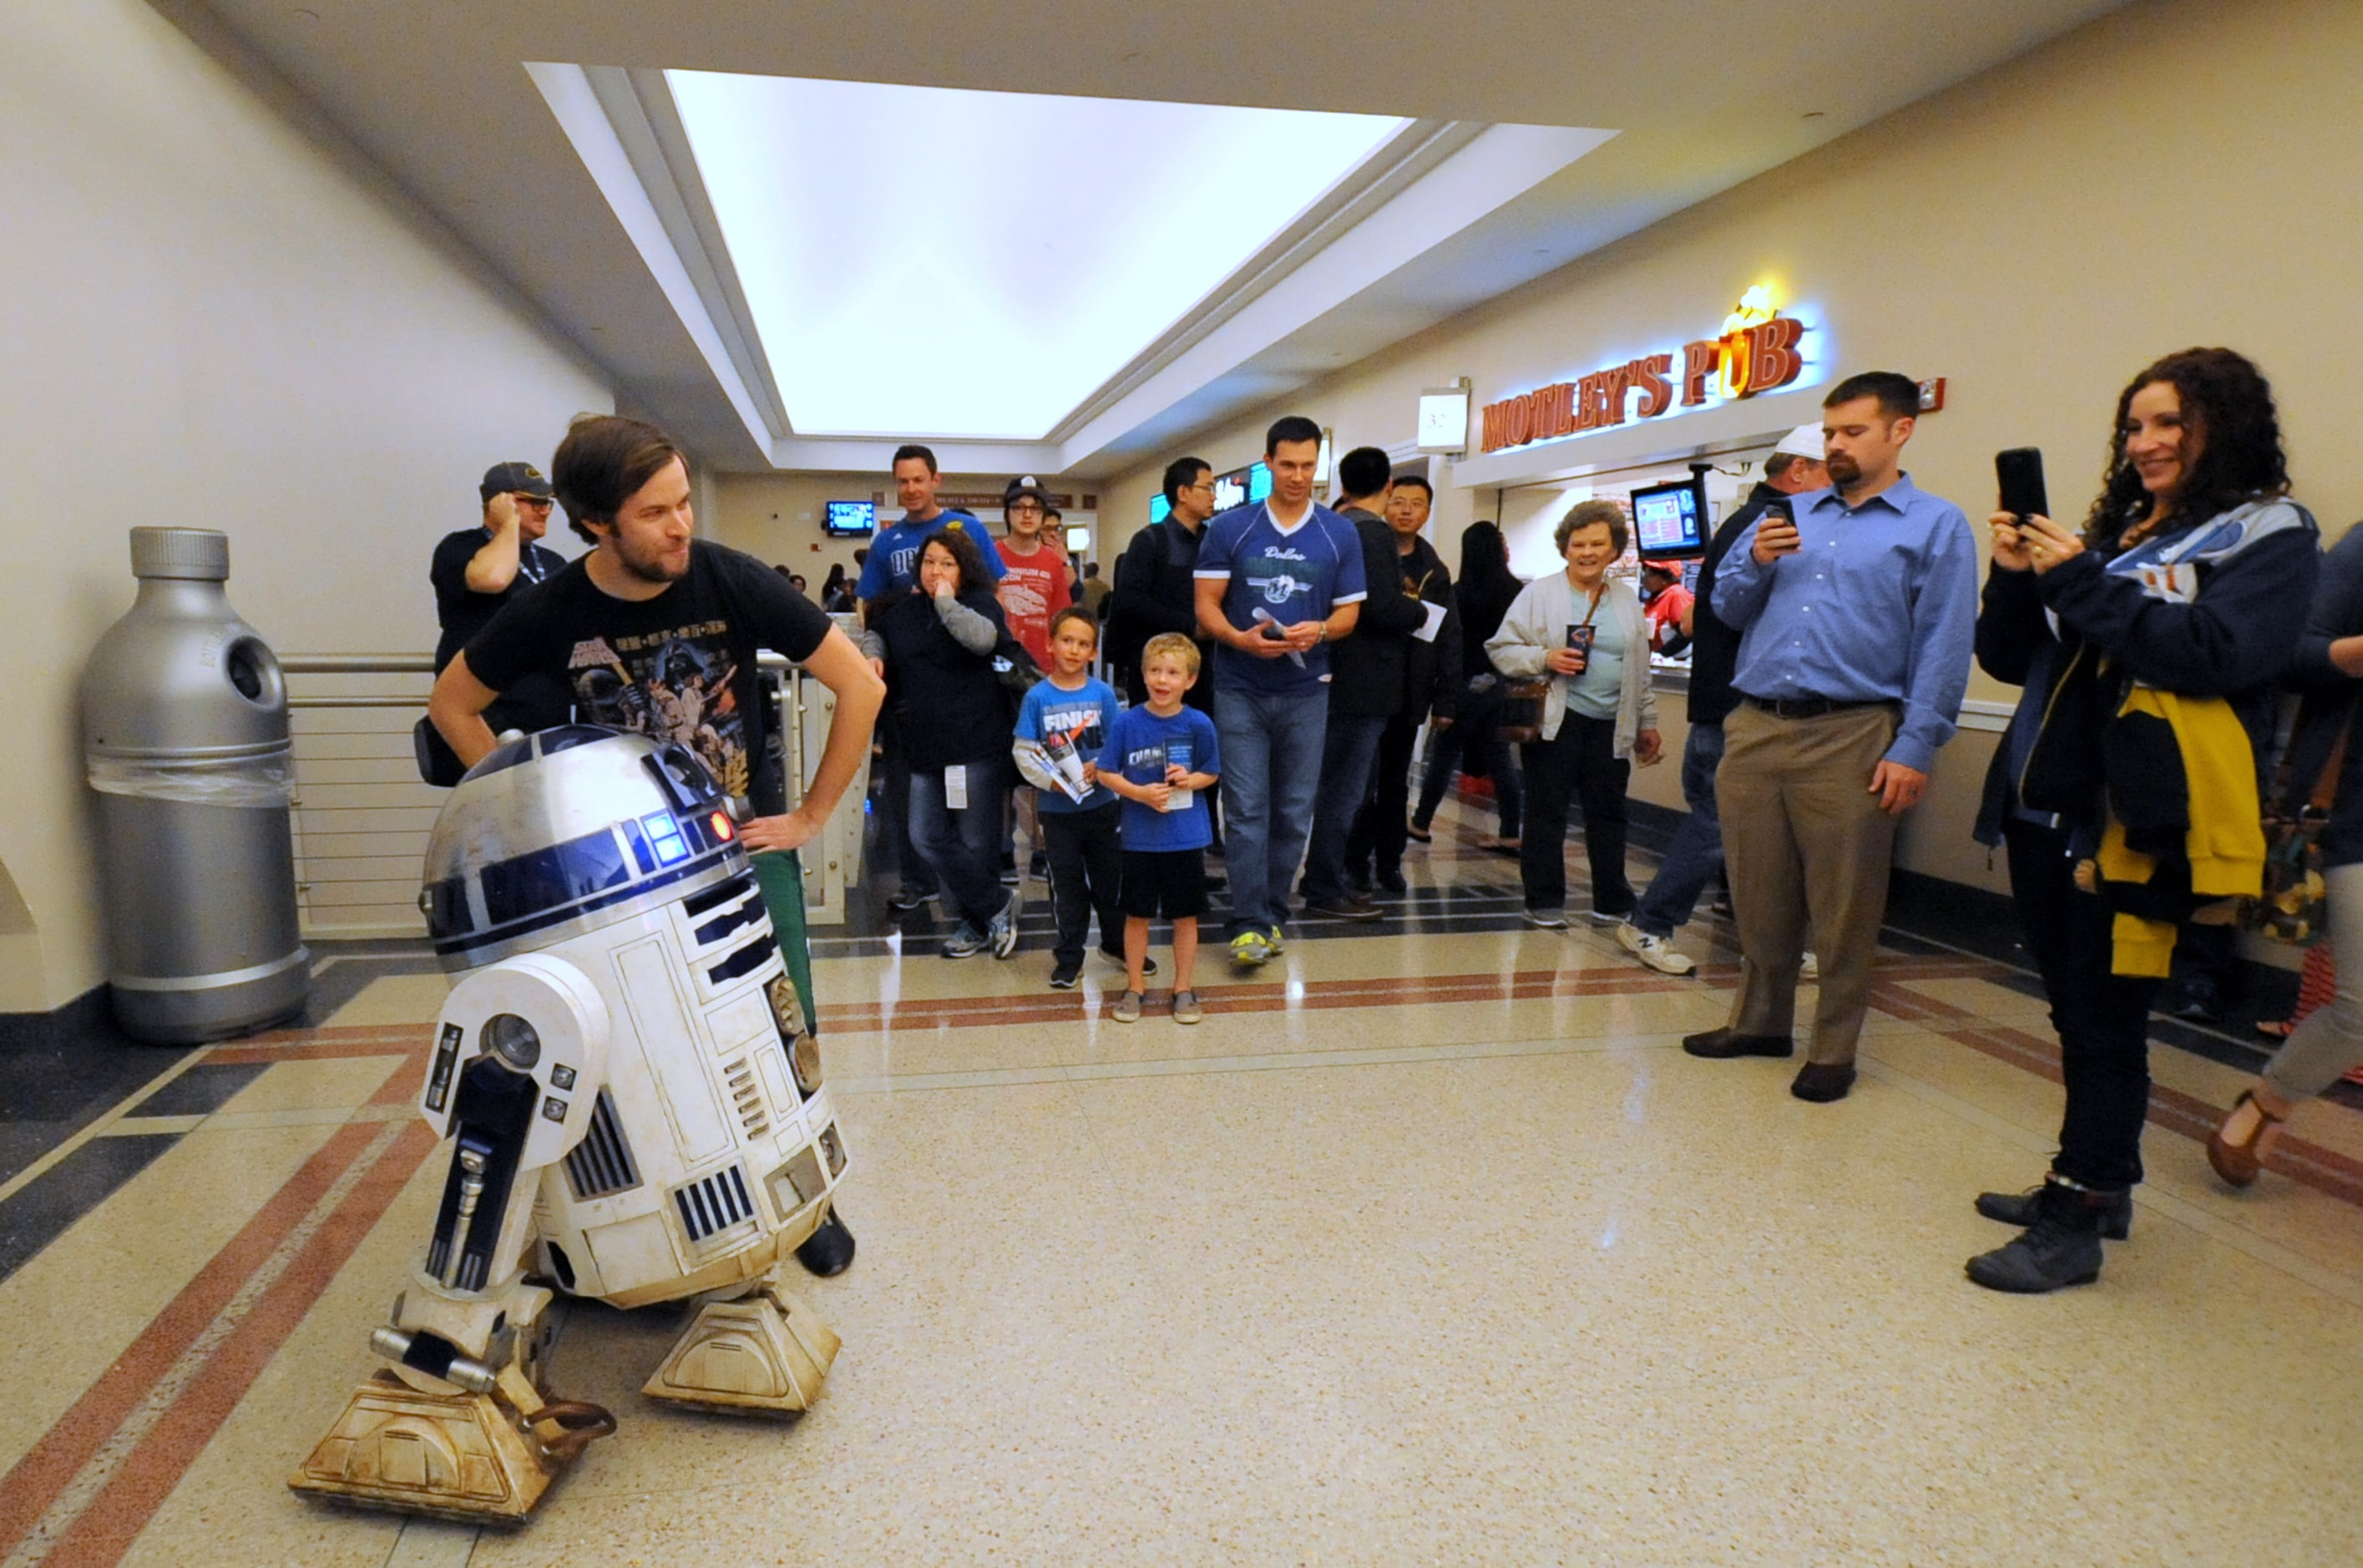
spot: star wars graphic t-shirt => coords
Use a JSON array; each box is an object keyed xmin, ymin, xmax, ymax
[
  {"xmin": 462, "ymin": 541, "xmax": 833, "ymax": 814},
  {"xmin": 1193, "ymin": 501, "xmax": 1368, "ymax": 695}
]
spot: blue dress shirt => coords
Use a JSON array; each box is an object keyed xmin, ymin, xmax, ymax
[{"xmin": 1711, "ymin": 473, "xmax": 1977, "ymax": 774}]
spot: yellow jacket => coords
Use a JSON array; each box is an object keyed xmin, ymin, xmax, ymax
[{"xmin": 2094, "ymin": 686, "xmax": 2265, "ymax": 977}]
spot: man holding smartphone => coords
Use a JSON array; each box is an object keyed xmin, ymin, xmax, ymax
[
  {"xmin": 1682, "ymin": 373, "xmax": 1976, "ymax": 1103},
  {"xmin": 1616, "ymin": 425, "xmax": 1827, "ymax": 977}
]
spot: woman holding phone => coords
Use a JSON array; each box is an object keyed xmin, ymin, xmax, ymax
[
  {"xmin": 858, "ymin": 527, "xmax": 1022, "ymax": 961},
  {"xmin": 1487, "ymin": 500, "xmax": 1661, "ymax": 928},
  {"xmin": 1967, "ymin": 346, "xmax": 2315, "ymax": 1292}
]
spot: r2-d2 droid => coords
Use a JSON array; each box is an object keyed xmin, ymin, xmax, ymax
[{"xmin": 292, "ymin": 726, "xmax": 853, "ymax": 1523}]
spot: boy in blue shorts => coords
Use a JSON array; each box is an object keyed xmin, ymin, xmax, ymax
[
  {"xmin": 1099, "ymin": 633, "xmax": 1222, "ymax": 1024},
  {"xmin": 1015, "ymin": 608, "xmax": 1156, "ymax": 989}
]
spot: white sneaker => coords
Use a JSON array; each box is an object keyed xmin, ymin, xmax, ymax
[
  {"xmin": 1617, "ymin": 922, "xmax": 1697, "ymax": 976},
  {"xmin": 1800, "ymin": 951, "xmax": 1820, "ymax": 981}
]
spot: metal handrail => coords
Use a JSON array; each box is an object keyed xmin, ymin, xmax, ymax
[{"xmin": 280, "ymin": 653, "xmax": 437, "ymax": 709}]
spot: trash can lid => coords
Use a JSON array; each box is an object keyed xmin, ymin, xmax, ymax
[{"xmin": 130, "ymin": 528, "xmax": 230, "ymax": 582}]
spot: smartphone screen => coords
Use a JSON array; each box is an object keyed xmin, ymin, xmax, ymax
[{"xmin": 1996, "ymin": 448, "xmax": 2048, "ymax": 520}]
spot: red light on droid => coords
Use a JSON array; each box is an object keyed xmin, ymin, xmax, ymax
[{"xmin": 710, "ymin": 811, "xmax": 734, "ymax": 841}]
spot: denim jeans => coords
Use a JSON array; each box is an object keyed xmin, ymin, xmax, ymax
[
  {"xmin": 908, "ymin": 752, "xmax": 1011, "ymax": 933},
  {"xmin": 1299, "ymin": 712, "xmax": 1388, "ymax": 903},
  {"xmin": 1631, "ymin": 720, "xmax": 1725, "ymax": 938},
  {"xmin": 1213, "ymin": 685, "xmax": 1328, "ymax": 935}
]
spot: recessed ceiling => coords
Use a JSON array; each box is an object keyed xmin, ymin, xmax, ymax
[
  {"xmin": 186, "ymin": 0, "xmax": 2138, "ymax": 474},
  {"xmin": 666, "ymin": 72, "xmax": 1406, "ymax": 441}
]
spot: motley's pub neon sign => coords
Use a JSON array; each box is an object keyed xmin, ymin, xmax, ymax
[{"xmin": 1478, "ymin": 286, "xmax": 1809, "ymax": 456}]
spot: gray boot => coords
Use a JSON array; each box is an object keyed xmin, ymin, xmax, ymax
[{"xmin": 1965, "ymin": 1178, "xmax": 2113, "ymax": 1293}]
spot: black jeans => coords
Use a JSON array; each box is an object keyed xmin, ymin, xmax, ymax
[
  {"xmin": 1042, "ymin": 803, "xmax": 1122, "ymax": 968},
  {"xmin": 2005, "ymin": 817, "xmax": 2158, "ymax": 1190},
  {"xmin": 1413, "ymin": 685, "xmax": 1522, "ymax": 838},
  {"xmin": 1520, "ymin": 714, "xmax": 1631, "ymax": 917},
  {"xmin": 1346, "ymin": 711, "xmax": 1422, "ymax": 878}
]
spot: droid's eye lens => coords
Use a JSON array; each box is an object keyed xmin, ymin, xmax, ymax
[{"xmin": 483, "ymin": 1014, "xmax": 541, "ymax": 1071}]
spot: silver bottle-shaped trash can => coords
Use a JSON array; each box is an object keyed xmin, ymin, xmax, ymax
[{"xmin": 82, "ymin": 529, "xmax": 309, "ymax": 1042}]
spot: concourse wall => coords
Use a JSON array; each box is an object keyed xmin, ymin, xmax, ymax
[
  {"xmin": 1, "ymin": 0, "xmax": 613, "ymax": 1012},
  {"xmin": 1097, "ymin": 0, "xmax": 2363, "ymax": 898}
]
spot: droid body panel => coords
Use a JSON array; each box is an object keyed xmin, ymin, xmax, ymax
[{"xmin": 292, "ymin": 726, "xmax": 847, "ymax": 1523}]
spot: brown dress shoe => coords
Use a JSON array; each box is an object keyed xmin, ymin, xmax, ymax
[
  {"xmin": 1790, "ymin": 1062, "xmax": 1857, "ymax": 1102},
  {"xmin": 2206, "ymin": 1090, "xmax": 2285, "ymax": 1187},
  {"xmin": 1682, "ymin": 1028, "xmax": 1794, "ymax": 1060}
]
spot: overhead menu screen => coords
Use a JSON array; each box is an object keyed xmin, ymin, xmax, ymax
[{"xmin": 1628, "ymin": 478, "xmax": 1708, "ymax": 557}]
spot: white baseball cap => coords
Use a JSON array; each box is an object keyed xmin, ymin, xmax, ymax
[{"xmin": 1771, "ymin": 422, "xmax": 1824, "ymax": 459}]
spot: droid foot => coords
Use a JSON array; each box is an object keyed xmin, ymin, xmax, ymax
[
  {"xmin": 643, "ymin": 1277, "xmax": 841, "ymax": 1416},
  {"xmin": 795, "ymin": 1204, "xmax": 857, "ymax": 1277},
  {"xmin": 288, "ymin": 1371, "xmax": 613, "ymax": 1525}
]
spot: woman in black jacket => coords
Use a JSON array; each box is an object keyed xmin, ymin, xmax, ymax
[
  {"xmin": 858, "ymin": 527, "xmax": 1021, "ymax": 960},
  {"xmin": 2206, "ymin": 521, "xmax": 2363, "ymax": 1186},
  {"xmin": 1410, "ymin": 521, "xmax": 1526, "ymax": 848},
  {"xmin": 1966, "ymin": 346, "xmax": 2316, "ymax": 1292}
]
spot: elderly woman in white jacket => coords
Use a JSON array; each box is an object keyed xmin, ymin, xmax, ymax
[{"xmin": 1487, "ymin": 499, "xmax": 1662, "ymax": 928}]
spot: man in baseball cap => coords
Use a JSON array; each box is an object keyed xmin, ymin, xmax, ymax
[
  {"xmin": 419, "ymin": 460, "xmax": 569, "ymax": 782},
  {"xmin": 1613, "ymin": 424, "xmax": 1828, "ymax": 979}
]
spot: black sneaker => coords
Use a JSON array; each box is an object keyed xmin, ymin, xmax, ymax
[
  {"xmin": 1966, "ymin": 1181, "xmax": 2110, "ymax": 1293},
  {"xmin": 1099, "ymin": 948, "xmax": 1157, "ymax": 978},
  {"xmin": 1976, "ymin": 1182, "xmax": 2133, "ymax": 1240},
  {"xmin": 1374, "ymin": 867, "xmax": 1408, "ymax": 893},
  {"xmin": 1049, "ymin": 961, "xmax": 1083, "ymax": 989},
  {"xmin": 1029, "ymin": 851, "xmax": 1050, "ymax": 882},
  {"xmin": 888, "ymin": 887, "xmax": 934, "ymax": 913}
]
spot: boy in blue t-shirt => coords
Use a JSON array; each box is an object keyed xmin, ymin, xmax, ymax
[
  {"xmin": 1099, "ymin": 634, "xmax": 1222, "ymax": 1024},
  {"xmin": 1014, "ymin": 608, "xmax": 1144, "ymax": 990}
]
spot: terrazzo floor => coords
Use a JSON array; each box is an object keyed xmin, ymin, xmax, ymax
[{"xmin": 3, "ymin": 799, "xmax": 2360, "ymax": 1566}]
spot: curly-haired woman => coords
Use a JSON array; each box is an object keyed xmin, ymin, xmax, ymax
[{"xmin": 1967, "ymin": 346, "xmax": 2317, "ymax": 1292}]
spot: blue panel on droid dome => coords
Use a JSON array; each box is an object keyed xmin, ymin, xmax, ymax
[
  {"xmin": 641, "ymin": 812, "xmax": 691, "ymax": 867},
  {"xmin": 537, "ymin": 725, "xmax": 615, "ymax": 756},
  {"xmin": 480, "ymin": 830, "xmax": 633, "ymax": 927}
]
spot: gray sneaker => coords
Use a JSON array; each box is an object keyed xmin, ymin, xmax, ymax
[
  {"xmin": 940, "ymin": 923, "xmax": 989, "ymax": 959},
  {"xmin": 1171, "ymin": 989, "xmax": 1203, "ymax": 1024},
  {"xmin": 1525, "ymin": 908, "xmax": 1568, "ymax": 930},
  {"xmin": 1111, "ymin": 989, "xmax": 1142, "ymax": 1024},
  {"xmin": 988, "ymin": 892, "xmax": 1021, "ymax": 959},
  {"xmin": 1616, "ymin": 922, "xmax": 1697, "ymax": 976}
]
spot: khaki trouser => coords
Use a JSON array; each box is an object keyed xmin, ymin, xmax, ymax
[{"xmin": 1715, "ymin": 701, "xmax": 1903, "ymax": 1066}]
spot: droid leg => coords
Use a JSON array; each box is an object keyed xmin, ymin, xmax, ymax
[
  {"xmin": 293, "ymin": 1034, "xmax": 617, "ymax": 1521},
  {"xmin": 643, "ymin": 1264, "xmax": 842, "ymax": 1416}
]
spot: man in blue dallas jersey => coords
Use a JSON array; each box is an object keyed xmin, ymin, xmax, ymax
[{"xmin": 1192, "ymin": 415, "xmax": 1368, "ymax": 967}]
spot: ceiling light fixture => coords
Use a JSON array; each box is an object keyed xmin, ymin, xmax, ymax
[{"xmin": 665, "ymin": 71, "xmax": 1405, "ymax": 442}]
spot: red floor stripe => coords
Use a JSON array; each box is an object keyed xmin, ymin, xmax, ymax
[
  {"xmin": 0, "ymin": 1120, "xmax": 384, "ymax": 1559},
  {"xmin": 41, "ymin": 1120, "xmax": 440, "ymax": 1568}
]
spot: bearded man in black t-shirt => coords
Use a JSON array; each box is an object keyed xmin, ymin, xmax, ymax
[{"xmin": 429, "ymin": 414, "xmax": 884, "ymax": 853}]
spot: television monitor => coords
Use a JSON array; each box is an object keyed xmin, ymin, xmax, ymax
[
  {"xmin": 1150, "ymin": 494, "xmax": 1171, "ymax": 524},
  {"xmin": 1627, "ymin": 478, "xmax": 1708, "ymax": 558},
  {"xmin": 822, "ymin": 500, "xmax": 875, "ymax": 537},
  {"xmin": 1247, "ymin": 461, "xmax": 1273, "ymax": 503},
  {"xmin": 1213, "ymin": 470, "xmax": 1247, "ymax": 511}
]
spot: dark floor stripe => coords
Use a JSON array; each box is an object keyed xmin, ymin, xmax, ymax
[
  {"xmin": 125, "ymin": 1063, "xmax": 271, "ymax": 1118},
  {"xmin": 0, "ymin": 1136, "xmax": 181, "ymax": 1283}
]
